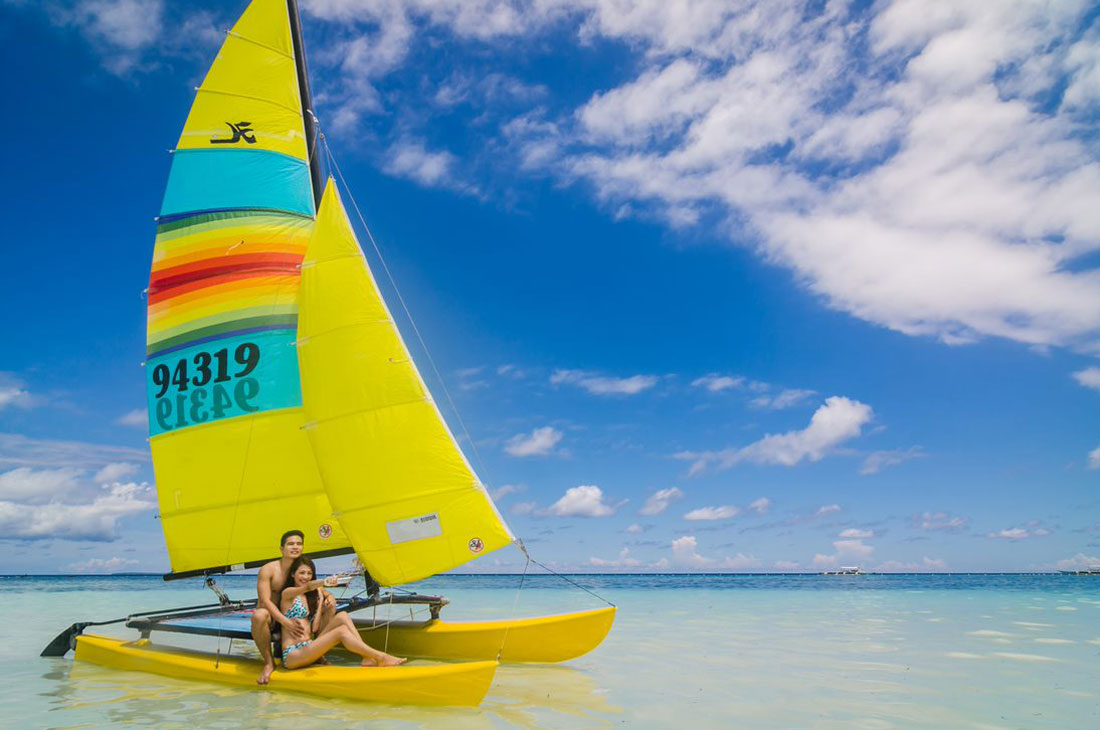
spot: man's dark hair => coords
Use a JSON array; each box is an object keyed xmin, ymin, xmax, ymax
[{"xmin": 280, "ymin": 529, "xmax": 305, "ymax": 547}]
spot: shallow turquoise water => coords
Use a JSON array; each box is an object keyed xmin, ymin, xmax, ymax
[{"xmin": 4, "ymin": 574, "xmax": 1098, "ymax": 728}]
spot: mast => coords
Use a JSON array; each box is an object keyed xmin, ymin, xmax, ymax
[{"xmin": 288, "ymin": 0, "xmax": 324, "ymax": 211}]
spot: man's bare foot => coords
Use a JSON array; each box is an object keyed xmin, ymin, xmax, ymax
[{"xmin": 257, "ymin": 662, "xmax": 275, "ymax": 685}]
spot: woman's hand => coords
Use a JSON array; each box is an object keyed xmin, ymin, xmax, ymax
[{"xmin": 322, "ymin": 575, "xmax": 339, "ymax": 588}]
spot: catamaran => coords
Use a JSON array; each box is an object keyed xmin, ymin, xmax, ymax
[{"xmin": 42, "ymin": 0, "xmax": 614, "ymax": 706}]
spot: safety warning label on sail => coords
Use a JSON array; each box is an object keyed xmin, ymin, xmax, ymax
[{"xmin": 386, "ymin": 512, "xmax": 443, "ymax": 544}]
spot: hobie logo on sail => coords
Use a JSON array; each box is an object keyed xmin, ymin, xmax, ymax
[
  {"xmin": 318, "ymin": 523, "xmax": 332, "ymax": 540},
  {"xmin": 210, "ymin": 121, "xmax": 257, "ymax": 145},
  {"xmin": 468, "ymin": 537, "xmax": 484, "ymax": 554}
]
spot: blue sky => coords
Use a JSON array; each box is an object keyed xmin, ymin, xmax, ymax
[{"xmin": 0, "ymin": 0, "xmax": 1098, "ymax": 575}]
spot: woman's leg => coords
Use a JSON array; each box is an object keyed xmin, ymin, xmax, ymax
[{"xmin": 283, "ymin": 626, "xmax": 405, "ymax": 669}]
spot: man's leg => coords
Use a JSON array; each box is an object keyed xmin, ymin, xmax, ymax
[{"xmin": 251, "ymin": 608, "xmax": 276, "ymax": 685}]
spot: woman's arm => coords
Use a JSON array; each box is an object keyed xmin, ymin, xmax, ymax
[{"xmin": 281, "ymin": 575, "xmax": 339, "ymax": 602}]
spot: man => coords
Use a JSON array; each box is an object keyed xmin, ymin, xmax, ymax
[{"xmin": 251, "ymin": 529, "xmax": 310, "ymax": 685}]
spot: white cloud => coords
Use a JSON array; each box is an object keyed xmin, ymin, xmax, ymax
[
  {"xmin": 0, "ymin": 481, "xmax": 156, "ymax": 541},
  {"xmin": 384, "ymin": 138, "xmax": 472, "ymax": 192},
  {"xmin": 861, "ymin": 446, "xmax": 925, "ymax": 475},
  {"xmin": 683, "ymin": 505, "xmax": 740, "ymax": 521},
  {"xmin": 0, "ymin": 433, "xmax": 148, "ymax": 470},
  {"xmin": 839, "ymin": 528, "xmax": 873, "ymax": 539},
  {"xmin": 589, "ymin": 547, "xmax": 642, "ymax": 568},
  {"xmin": 914, "ymin": 511, "xmax": 968, "ymax": 532},
  {"xmin": 490, "ymin": 483, "xmax": 520, "ymax": 500},
  {"xmin": 720, "ymin": 553, "xmax": 761, "ymax": 570},
  {"xmin": 691, "ymin": 374, "xmax": 744, "ymax": 392},
  {"xmin": 774, "ymin": 560, "xmax": 800, "ymax": 570},
  {"xmin": 510, "ymin": 501, "xmax": 536, "ymax": 516},
  {"xmin": 0, "ymin": 373, "xmax": 38, "ymax": 411},
  {"xmin": 1072, "ymin": 366, "xmax": 1100, "ymax": 392},
  {"xmin": 814, "ymin": 536, "xmax": 874, "ymax": 567},
  {"xmin": 876, "ymin": 557, "xmax": 947, "ymax": 572},
  {"xmin": 988, "ymin": 527, "xmax": 1050, "ymax": 540},
  {"xmin": 93, "ymin": 462, "xmax": 139, "ymax": 484},
  {"xmin": 748, "ymin": 497, "xmax": 770, "ymax": 514},
  {"xmin": 625, "ymin": 522, "xmax": 645, "ymax": 534},
  {"xmin": 670, "ymin": 535, "xmax": 712, "ymax": 568},
  {"xmin": 816, "ymin": 504, "xmax": 841, "ymax": 517},
  {"xmin": 545, "ymin": 485, "xmax": 617, "ymax": 517},
  {"xmin": 638, "ymin": 486, "xmax": 683, "ymax": 516},
  {"xmin": 0, "ymin": 467, "xmax": 84, "ymax": 504},
  {"xmin": 66, "ymin": 556, "xmax": 139, "ymax": 573},
  {"xmin": 1056, "ymin": 553, "xmax": 1100, "ymax": 571},
  {"xmin": 116, "ymin": 409, "xmax": 147, "ymax": 428},
  {"xmin": 677, "ymin": 397, "xmax": 873, "ymax": 475},
  {"xmin": 1088, "ymin": 445, "xmax": 1100, "ymax": 470},
  {"xmin": 550, "ymin": 369, "xmax": 658, "ymax": 396},
  {"xmin": 504, "ymin": 426, "xmax": 563, "ymax": 457},
  {"xmin": 749, "ymin": 388, "xmax": 815, "ymax": 410}
]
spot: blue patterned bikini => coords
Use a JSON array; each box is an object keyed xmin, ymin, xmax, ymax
[{"xmin": 282, "ymin": 596, "xmax": 312, "ymax": 659}]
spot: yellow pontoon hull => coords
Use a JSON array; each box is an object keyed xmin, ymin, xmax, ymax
[
  {"xmin": 74, "ymin": 634, "xmax": 497, "ymax": 706},
  {"xmin": 356, "ymin": 606, "xmax": 616, "ymax": 662}
]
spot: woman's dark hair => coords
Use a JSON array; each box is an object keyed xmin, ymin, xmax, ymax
[{"xmin": 282, "ymin": 556, "xmax": 320, "ymax": 617}]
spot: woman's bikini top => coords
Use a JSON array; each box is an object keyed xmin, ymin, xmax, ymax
[{"xmin": 285, "ymin": 595, "xmax": 309, "ymax": 620}]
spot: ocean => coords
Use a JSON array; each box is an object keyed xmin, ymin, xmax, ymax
[{"xmin": 3, "ymin": 573, "xmax": 1098, "ymax": 729}]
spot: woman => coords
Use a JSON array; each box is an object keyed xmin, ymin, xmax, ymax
[{"xmin": 278, "ymin": 556, "xmax": 406, "ymax": 669}]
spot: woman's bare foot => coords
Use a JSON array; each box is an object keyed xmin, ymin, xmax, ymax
[
  {"xmin": 257, "ymin": 662, "xmax": 275, "ymax": 685},
  {"xmin": 360, "ymin": 657, "xmax": 378, "ymax": 667},
  {"xmin": 378, "ymin": 655, "xmax": 406, "ymax": 667}
]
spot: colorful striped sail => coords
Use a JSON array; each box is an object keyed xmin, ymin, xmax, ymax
[
  {"xmin": 297, "ymin": 180, "xmax": 515, "ymax": 586},
  {"xmin": 146, "ymin": 0, "xmax": 350, "ymax": 574}
]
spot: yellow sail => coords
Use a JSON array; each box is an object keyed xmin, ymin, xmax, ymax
[
  {"xmin": 148, "ymin": 0, "xmax": 350, "ymax": 575},
  {"xmin": 297, "ymin": 180, "xmax": 514, "ymax": 585}
]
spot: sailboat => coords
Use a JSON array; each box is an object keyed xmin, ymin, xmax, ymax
[{"xmin": 42, "ymin": 0, "xmax": 615, "ymax": 706}]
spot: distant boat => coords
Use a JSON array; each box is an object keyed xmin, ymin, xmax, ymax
[
  {"xmin": 822, "ymin": 566, "xmax": 864, "ymax": 575},
  {"xmin": 1059, "ymin": 566, "xmax": 1100, "ymax": 575}
]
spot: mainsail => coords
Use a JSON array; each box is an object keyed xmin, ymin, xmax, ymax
[
  {"xmin": 147, "ymin": 0, "xmax": 513, "ymax": 583},
  {"xmin": 146, "ymin": 0, "xmax": 350, "ymax": 575}
]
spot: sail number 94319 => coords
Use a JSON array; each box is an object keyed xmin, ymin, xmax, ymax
[{"xmin": 150, "ymin": 343, "xmax": 261, "ymax": 431}]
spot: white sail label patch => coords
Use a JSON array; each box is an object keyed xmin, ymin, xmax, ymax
[{"xmin": 386, "ymin": 512, "xmax": 442, "ymax": 544}]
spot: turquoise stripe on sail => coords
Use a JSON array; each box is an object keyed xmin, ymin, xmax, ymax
[{"xmin": 161, "ymin": 148, "xmax": 313, "ymax": 217}]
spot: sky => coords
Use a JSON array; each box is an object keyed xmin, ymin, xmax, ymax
[{"xmin": 0, "ymin": 0, "xmax": 1098, "ymax": 576}]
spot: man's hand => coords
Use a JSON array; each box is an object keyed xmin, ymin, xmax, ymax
[
  {"xmin": 285, "ymin": 620, "xmax": 309, "ymax": 641},
  {"xmin": 323, "ymin": 575, "xmax": 339, "ymax": 588}
]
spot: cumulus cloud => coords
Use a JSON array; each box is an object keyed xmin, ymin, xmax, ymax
[
  {"xmin": 589, "ymin": 547, "xmax": 642, "ymax": 568},
  {"xmin": 384, "ymin": 138, "xmax": 476, "ymax": 193},
  {"xmin": 683, "ymin": 505, "xmax": 740, "ymax": 521},
  {"xmin": 839, "ymin": 528, "xmax": 873, "ymax": 539},
  {"xmin": 510, "ymin": 501, "xmax": 536, "ymax": 516},
  {"xmin": 861, "ymin": 446, "xmax": 925, "ymax": 475},
  {"xmin": 0, "ymin": 467, "xmax": 84, "ymax": 504},
  {"xmin": 545, "ymin": 485, "xmax": 618, "ymax": 517},
  {"xmin": 1088, "ymin": 445, "xmax": 1100, "ymax": 470},
  {"xmin": 638, "ymin": 487, "xmax": 683, "ymax": 516},
  {"xmin": 1056, "ymin": 553, "xmax": 1100, "ymax": 571},
  {"xmin": 625, "ymin": 522, "xmax": 646, "ymax": 534},
  {"xmin": 550, "ymin": 369, "xmax": 658, "ymax": 396},
  {"xmin": 670, "ymin": 535, "xmax": 711, "ymax": 568},
  {"xmin": 490, "ymin": 483, "xmax": 520, "ymax": 500},
  {"xmin": 93, "ymin": 462, "xmax": 139, "ymax": 484},
  {"xmin": 813, "ymin": 537, "xmax": 874, "ymax": 567},
  {"xmin": 504, "ymin": 426, "xmax": 563, "ymax": 457},
  {"xmin": 677, "ymin": 397, "xmax": 873, "ymax": 475},
  {"xmin": 1072, "ymin": 367, "xmax": 1100, "ymax": 392},
  {"xmin": 0, "ymin": 481, "xmax": 156, "ymax": 541},
  {"xmin": 774, "ymin": 560, "xmax": 800, "ymax": 570}
]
